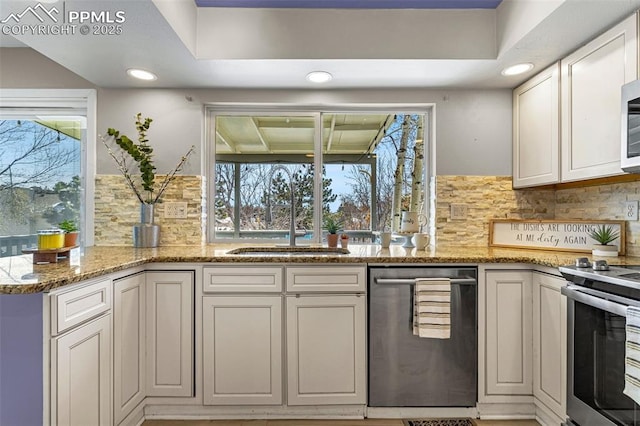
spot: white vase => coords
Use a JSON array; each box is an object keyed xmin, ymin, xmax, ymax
[
  {"xmin": 591, "ymin": 244, "xmax": 618, "ymax": 257},
  {"xmin": 133, "ymin": 203, "xmax": 160, "ymax": 248}
]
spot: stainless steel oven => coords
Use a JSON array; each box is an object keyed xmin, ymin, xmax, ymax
[{"xmin": 560, "ymin": 260, "xmax": 640, "ymax": 425}]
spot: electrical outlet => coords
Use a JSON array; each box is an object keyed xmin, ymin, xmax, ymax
[
  {"xmin": 450, "ymin": 204, "xmax": 468, "ymax": 220},
  {"xmin": 625, "ymin": 200, "xmax": 639, "ymax": 221},
  {"xmin": 164, "ymin": 202, "xmax": 188, "ymax": 219}
]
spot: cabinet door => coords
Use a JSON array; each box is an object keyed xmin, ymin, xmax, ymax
[
  {"xmin": 113, "ymin": 273, "xmax": 145, "ymax": 424},
  {"xmin": 203, "ymin": 296, "xmax": 283, "ymax": 405},
  {"xmin": 561, "ymin": 13, "xmax": 638, "ymax": 182},
  {"xmin": 485, "ymin": 270, "xmax": 533, "ymax": 396},
  {"xmin": 146, "ymin": 271, "xmax": 194, "ymax": 397},
  {"xmin": 533, "ymin": 272, "xmax": 567, "ymax": 420},
  {"xmin": 52, "ymin": 315, "xmax": 111, "ymax": 426},
  {"xmin": 286, "ymin": 295, "xmax": 366, "ymax": 405},
  {"xmin": 203, "ymin": 265, "xmax": 283, "ymax": 293},
  {"xmin": 286, "ymin": 266, "xmax": 366, "ymax": 293},
  {"xmin": 513, "ymin": 63, "xmax": 560, "ymax": 188}
]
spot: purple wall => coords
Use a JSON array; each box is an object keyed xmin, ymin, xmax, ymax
[
  {"xmin": 0, "ymin": 294, "xmax": 44, "ymax": 426},
  {"xmin": 195, "ymin": 0, "xmax": 502, "ymax": 9}
]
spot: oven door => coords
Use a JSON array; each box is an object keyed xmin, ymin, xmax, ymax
[{"xmin": 562, "ymin": 285, "xmax": 640, "ymax": 425}]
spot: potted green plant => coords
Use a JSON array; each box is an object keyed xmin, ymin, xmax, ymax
[
  {"xmin": 101, "ymin": 113, "xmax": 194, "ymax": 247},
  {"xmin": 323, "ymin": 216, "xmax": 343, "ymax": 248},
  {"xmin": 588, "ymin": 224, "xmax": 620, "ymax": 257},
  {"xmin": 58, "ymin": 219, "xmax": 79, "ymax": 247}
]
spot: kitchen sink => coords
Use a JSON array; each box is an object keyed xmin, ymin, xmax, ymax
[{"xmin": 226, "ymin": 246, "xmax": 350, "ymax": 255}]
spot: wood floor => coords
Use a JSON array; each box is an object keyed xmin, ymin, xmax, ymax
[{"xmin": 143, "ymin": 419, "xmax": 540, "ymax": 426}]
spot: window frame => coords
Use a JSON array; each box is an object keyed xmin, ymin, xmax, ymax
[
  {"xmin": 205, "ymin": 104, "xmax": 434, "ymax": 244},
  {"xmin": 0, "ymin": 89, "xmax": 97, "ymax": 247}
]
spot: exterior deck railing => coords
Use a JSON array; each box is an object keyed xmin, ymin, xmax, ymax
[
  {"xmin": 214, "ymin": 229, "xmax": 375, "ymax": 242},
  {"xmin": 0, "ymin": 234, "xmax": 37, "ymax": 257}
]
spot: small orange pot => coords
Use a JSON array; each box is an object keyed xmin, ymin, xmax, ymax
[
  {"xmin": 327, "ymin": 233, "xmax": 339, "ymax": 248},
  {"xmin": 64, "ymin": 232, "xmax": 79, "ymax": 247}
]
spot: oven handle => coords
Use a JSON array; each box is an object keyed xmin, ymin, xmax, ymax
[{"xmin": 561, "ymin": 285, "xmax": 628, "ymax": 317}]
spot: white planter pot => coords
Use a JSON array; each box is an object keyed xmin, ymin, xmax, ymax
[{"xmin": 591, "ymin": 244, "xmax": 618, "ymax": 257}]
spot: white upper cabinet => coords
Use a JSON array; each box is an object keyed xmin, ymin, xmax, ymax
[
  {"xmin": 513, "ymin": 63, "xmax": 560, "ymax": 188},
  {"xmin": 561, "ymin": 13, "xmax": 638, "ymax": 182}
]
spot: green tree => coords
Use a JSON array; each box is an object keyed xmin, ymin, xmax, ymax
[
  {"xmin": 0, "ymin": 120, "xmax": 79, "ymax": 227},
  {"xmin": 42, "ymin": 176, "xmax": 81, "ymax": 226},
  {"xmin": 264, "ymin": 164, "xmax": 336, "ymax": 231}
]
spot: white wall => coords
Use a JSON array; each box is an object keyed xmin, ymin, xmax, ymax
[
  {"xmin": 0, "ymin": 48, "xmax": 94, "ymax": 89},
  {"xmin": 96, "ymin": 88, "xmax": 512, "ymax": 176},
  {"xmin": 1, "ymin": 48, "xmax": 513, "ymax": 176}
]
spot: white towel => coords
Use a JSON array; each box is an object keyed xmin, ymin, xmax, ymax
[
  {"xmin": 624, "ymin": 306, "xmax": 640, "ymax": 404},
  {"xmin": 413, "ymin": 278, "xmax": 451, "ymax": 339}
]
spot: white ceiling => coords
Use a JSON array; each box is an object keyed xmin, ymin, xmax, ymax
[{"xmin": 2, "ymin": 0, "xmax": 640, "ymax": 89}]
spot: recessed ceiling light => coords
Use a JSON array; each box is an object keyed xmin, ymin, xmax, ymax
[
  {"xmin": 126, "ymin": 68, "xmax": 158, "ymax": 81},
  {"xmin": 501, "ymin": 63, "xmax": 534, "ymax": 76},
  {"xmin": 306, "ymin": 71, "xmax": 333, "ymax": 84}
]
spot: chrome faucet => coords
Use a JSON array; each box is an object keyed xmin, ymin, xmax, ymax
[{"xmin": 267, "ymin": 165, "xmax": 297, "ymax": 247}]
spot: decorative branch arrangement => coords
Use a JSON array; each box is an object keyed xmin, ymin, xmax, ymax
[{"xmin": 101, "ymin": 113, "xmax": 194, "ymax": 204}]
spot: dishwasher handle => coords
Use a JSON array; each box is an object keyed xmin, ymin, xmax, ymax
[{"xmin": 374, "ymin": 277, "xmax": 477, "ymax": 286}]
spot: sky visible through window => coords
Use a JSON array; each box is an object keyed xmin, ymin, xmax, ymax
[
  {"xmin": 0, "ymin": 120, "xmax": 80, "ymax": 184},
  {"xmin": 0, "ymin": 119, "xmax": 81, "ymax": 247}
]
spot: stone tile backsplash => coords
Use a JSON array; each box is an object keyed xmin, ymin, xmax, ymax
[
  {"xmin": 435, "ymin": 176, "xmax": 555, "ymax": 246},
  {"xmin": 94, "ymin": 175, "xmax": 203, "ymax": 246},
  {"xmin": 555, "ymin": 181, "xmax": 640, "ymax": 256},
  {"xmin": 94, "ymin": 174, "xmax": 640, "ymax": 255},
  {"xmin": 437, "ymin": 176, "xmax": 640, "ymax": 256}
]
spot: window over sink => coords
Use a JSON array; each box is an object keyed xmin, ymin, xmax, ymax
[{"xmin": 206, "ymin": 107, "xmax": 432, "ymax": 245}]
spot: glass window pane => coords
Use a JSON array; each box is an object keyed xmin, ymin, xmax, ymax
[
  {"xmin": 214, "ymin": 114, "xmax": 316, "ymax": 242},
  {"xmin": 0, "ymin": 119, "xmax": 82, "ymax": 256},
  {"xmin": 322, "ymin": 113, "xmax": 425, "ymax": 241},
  {"xmin": 211, "ymin": 110, "xmax": 428, "ymax": 245}
]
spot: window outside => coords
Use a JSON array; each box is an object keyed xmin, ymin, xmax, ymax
[
  {"xmin": 0, "ymin": 118, "xmax": 83, "ymax": 257},
  {"xmin": 210, "ymin": 110, "xmax": 427, "ymax": 244}
]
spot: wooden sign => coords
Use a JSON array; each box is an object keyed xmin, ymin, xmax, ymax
[{"xmin": 489, "ymin": 219, "xmax": 626, "ymax": 254}]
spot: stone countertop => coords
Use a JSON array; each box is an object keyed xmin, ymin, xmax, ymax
[{"xmin": 1, "ymin": 243, "xmax": 636, "ymax": 294}]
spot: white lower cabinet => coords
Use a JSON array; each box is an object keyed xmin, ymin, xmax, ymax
[
  {"xmin": 113, "ymin": 273, "xmax": 146, "ymax": 424},
  {"xmin": 203, "ymin": 295, "xmax": 283, "ymax": 405},
  {"xmin": 484, "ymin": 270, "xmax": 533, "ymax": 397},
  {"xmin": 285, "ymin": 294, "xmax": 366, "ymax": 405},
  {"xmin": 532, "ymin": 272, "xmax": 567, "ymax": 423},
  {"xmin": 201, "ymin": 264, "xmax": 367, "ymax": 409},
  {"xmin": 51, "ymin": 314, "xmax": 112, "ymax": 426},
  {"xmin": 146, "ymin": 271, "xmax": 194, "ymax": 397}
]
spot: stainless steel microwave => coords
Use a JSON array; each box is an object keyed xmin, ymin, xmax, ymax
[{"xmin": 622, "ymin": 79, "xmax": 640, "ymax": 172}]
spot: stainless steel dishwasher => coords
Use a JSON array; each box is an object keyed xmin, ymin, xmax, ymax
[{"xmin": 368, "ymin": 265, "xmax": 477, "ymax": 407}]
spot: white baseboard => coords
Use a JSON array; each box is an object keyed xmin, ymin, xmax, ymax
[
  {"xmin": 144, "ymin": 404, "xmax": 366, "ymax": 419},
  {"xmin": 123, "ymin": 400, "xmax": 549, "ymax": 423},
  {"xmin": 118, "ymin": 401, "xmax": 145, "ymax": 426},
  {"xmin": 476, "ymin": 402, "xmax": 536, "ymax": 419},
  {"xmin": 366, "ymin": 407, "xmax": 478, "ymax": 419},
  {"xmin": 535, "ymin": 402, "xmax": 564, "ymax": 426}
]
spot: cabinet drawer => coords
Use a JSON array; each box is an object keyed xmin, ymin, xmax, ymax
[
  {"xmin": 51, "ymin": 278, "xmax": 112, "ymax": 335},
  {"xmin": 203, "ymin": 266, "xmax": 283, "ymax": 293},
  {"xmin": 286, "ymin": 266, "xmax": 366, "ymax": 293}
]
